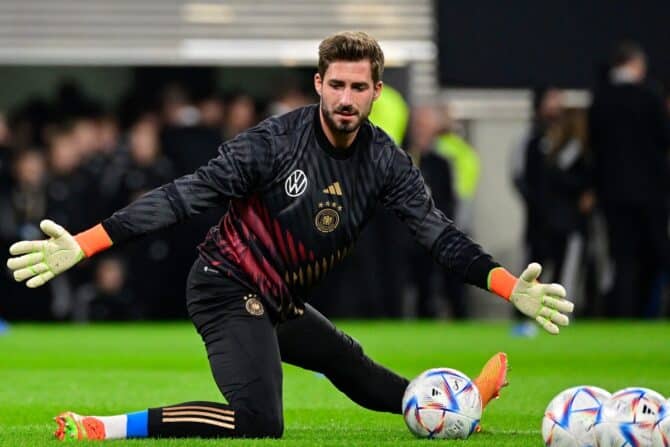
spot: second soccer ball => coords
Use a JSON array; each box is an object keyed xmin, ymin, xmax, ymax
[{"xmin": 542, "ymin": 385, "xmax": 611, "ymax": 447}]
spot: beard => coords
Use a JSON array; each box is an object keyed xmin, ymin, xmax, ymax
[{"xmin": 320, "ymin": 101, "xmax": 370, "ymax": 135}]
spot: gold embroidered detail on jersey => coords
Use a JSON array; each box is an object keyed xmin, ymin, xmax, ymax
[
  {"xmin": 322, "ymin": 181, "xmax": 343, "ymax": 196},
  {"xmin": 243, "ymin": 294, "xmax": 264, "ymax": 316},
  {"xmin": 315, "ymin": 202, "xmax": 341, "ymax": 233}
]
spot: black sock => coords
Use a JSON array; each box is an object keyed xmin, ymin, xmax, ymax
[{"xmin": 148, "ymin": 401, "xmax": 236, "ymax": 438}]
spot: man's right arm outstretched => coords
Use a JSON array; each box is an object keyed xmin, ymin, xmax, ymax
[
  {"xmin": 6, "ymin": 126, "xmax": 276, "ymax": 288},
  {"xmin": 380, "ymin": 139, "xmax": 574, "ymax": 335}
]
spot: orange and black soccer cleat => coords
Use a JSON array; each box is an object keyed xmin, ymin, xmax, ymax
[
  {"xmin": 474, "ymin": 352, "xmax": 509, "ymax": 409},
  {"xmin": 54, "ymin": 411, "xmax": 106, "ymax": 441}
]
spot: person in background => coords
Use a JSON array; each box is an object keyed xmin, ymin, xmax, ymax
[
  {"xmin": 73, "ymin": 256, "xmax": 139, "ymax": 321},
  {"xmin": 513, "ymin": 87, "xmax": 564, "ymax": 270},
  {"xmin": 103, "ymin": 116, "xmax": 180, "ymax": 318},
  {"xmin": 435, "ymin": 106, "xmax": 480, "ymax": 232},
  {"xmin": 407, "ymin": 105, "xmax": 462, "ymax": 318},
  {"xmin": 161, "ymin": 89, "xmax": 222, "ymax": 176},
  {"xmin": 539, "ymin": 108, "xmax": 594, "ymax": 300},
  {"xmin": 0, "ymin": 150, "xmax": 51, "ymax": 319},
  {"xmin": 0, "ymin": 150, "xmax": 48, "ymax": 242},
  {"xmin": 45, "ymin": 125, "xmax": 91, "ymax": 317},
  {"xmin": 511, "ymin": 87, "xmax": 564, "ymax": 336},
  {"xmin": 8, "ymin": 97, "xmax": 53, "ymax": 149},
  {"xmin": 45, "ymin": 125, "xmax": 88, "ymax": 233},
  {"xmin": 268, "ymin": 82, "xmax": 312, "ymax": 117},
  {"xmin": 589, "ymin": 41, "xmax": 670, "ymax": 318},
  {"xmin": 160, "ymin": 83, "xmax": 200, "ymax": 128},
  {"xmin": 223, "ymin": 94, "xmax": 258, "ymax": 140},
  {"xmin": 433, "ymin": 107, "xmax": 481, "ymax": 317},
  {"xmin": 97, "ymin": 113, "xmax": 122, "ymax": 157},
  {"xmin": 197, "ymin": 94, "xmax": 226, "ymax": 130}
]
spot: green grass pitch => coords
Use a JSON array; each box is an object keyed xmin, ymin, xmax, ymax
[{"xmin": 0, "ymin": 321, "xmax": 668, "ymax": 446}]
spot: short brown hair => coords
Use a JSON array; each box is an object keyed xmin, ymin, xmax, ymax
[{"xmin": 318, "ymin": 31, "xmax": 385, "ymax": 83}]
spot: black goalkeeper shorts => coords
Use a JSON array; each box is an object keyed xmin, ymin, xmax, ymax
[{"xmin": 185, "ymin": 256, "xmax": 406, "ymax": 434}]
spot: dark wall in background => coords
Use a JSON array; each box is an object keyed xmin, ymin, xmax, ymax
[{"xmin": 437, "ymin": 1, "xmax": 670, "ymax": 88}]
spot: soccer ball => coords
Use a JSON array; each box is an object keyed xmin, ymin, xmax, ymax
[
  {"xmin": 401, "ymin": 367, "xmax": 481, "ymax": 439},
  {"xmin": 594, "ymin": 387, "xmax": 665, "ymax": 447},
  {"xmin": 541, "ymin": 385, "xmax": 611, "ymax": 447},
  {"xmin": 652, "ymin": 399, "xmax": 670, "ymax": 447}
]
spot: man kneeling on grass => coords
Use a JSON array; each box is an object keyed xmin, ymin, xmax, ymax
[{"xmin": 6, "ymin": 31, "xmax": 573, "ymax": 441}]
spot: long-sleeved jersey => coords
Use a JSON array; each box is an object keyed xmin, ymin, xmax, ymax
[{"xmin": 102, "ymin": 105, "xmax": 498, "ymax": 320}]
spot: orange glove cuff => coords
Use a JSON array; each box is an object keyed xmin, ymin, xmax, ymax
[
  {"xmin": 74, "ymin": 224, "xmax": 113, "ymax": 258},
  {"xmin": 487, "ymin": 267, "xmax": 517, "ymax": 301}
]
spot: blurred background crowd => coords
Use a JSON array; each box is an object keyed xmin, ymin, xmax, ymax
[
  {"xmin": 0, "ymin": 74, "xmax": 317, "ymax": 320},
  {"xmin": 1, "ymin": 1, "xmax": 669, "ymax": 324}
]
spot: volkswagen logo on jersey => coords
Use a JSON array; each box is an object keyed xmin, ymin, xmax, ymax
[{"xmin": 285, "ymin": 169, "xmax": 308, "ymax": 197}]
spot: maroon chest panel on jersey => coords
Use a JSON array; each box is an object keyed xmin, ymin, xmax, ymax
[{"xmin": 198, "ymin": 109, "xmax": 384, "ymax": 319}]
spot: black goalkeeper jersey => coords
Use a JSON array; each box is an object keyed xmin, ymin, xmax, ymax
[{"xmin": 102, "ymin": 105, "xmax": 498, "ymax": 319}]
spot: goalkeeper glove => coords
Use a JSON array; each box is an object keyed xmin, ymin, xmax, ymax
[
  {"xmin": 490, "ymin": 263, "xmax": 574, "ymax": 335},
  {"xmin": 7, "ymin": 220, "xmax": 90, "ymax": 288}
]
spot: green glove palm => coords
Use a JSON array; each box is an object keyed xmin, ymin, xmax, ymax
[
  {"xmin": 6, "ymin": 220, "xmax": 84, "ymax": 288},
  {"xmin": 510, "ymin": 263, "xmax": 574, "ymax": 335}
]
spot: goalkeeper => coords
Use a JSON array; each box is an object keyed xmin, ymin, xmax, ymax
[{"xmin": 6, "ymin": 31, "xmax": 573, "ymax": 441}]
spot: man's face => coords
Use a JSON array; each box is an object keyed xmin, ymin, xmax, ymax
[{"xmin": 314, "ymin": 60, "xmax": 382, "ymax": 135}]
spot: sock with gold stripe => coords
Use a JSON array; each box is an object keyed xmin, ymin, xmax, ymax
[{"xmin": 148, "ymin": 401, "xmax": 237, "ymax": 438}]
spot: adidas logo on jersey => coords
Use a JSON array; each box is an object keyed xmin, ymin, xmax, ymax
[{"xmin": 322, "ymin": 181, "xmax": 343, "ymax": 196}]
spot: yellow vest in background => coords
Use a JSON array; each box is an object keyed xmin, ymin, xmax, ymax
[
  {"xmin": 368, "ymin": 85, "xmax": 409, "ymax": 145},
  {"xmin": 436, "ymin": 133, "xmax": 480, "ymax": 200}
]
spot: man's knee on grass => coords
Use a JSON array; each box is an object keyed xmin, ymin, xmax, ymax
[{"xmin": 236, "ymin": 409, "xmax": 284, "ymax": 438}]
